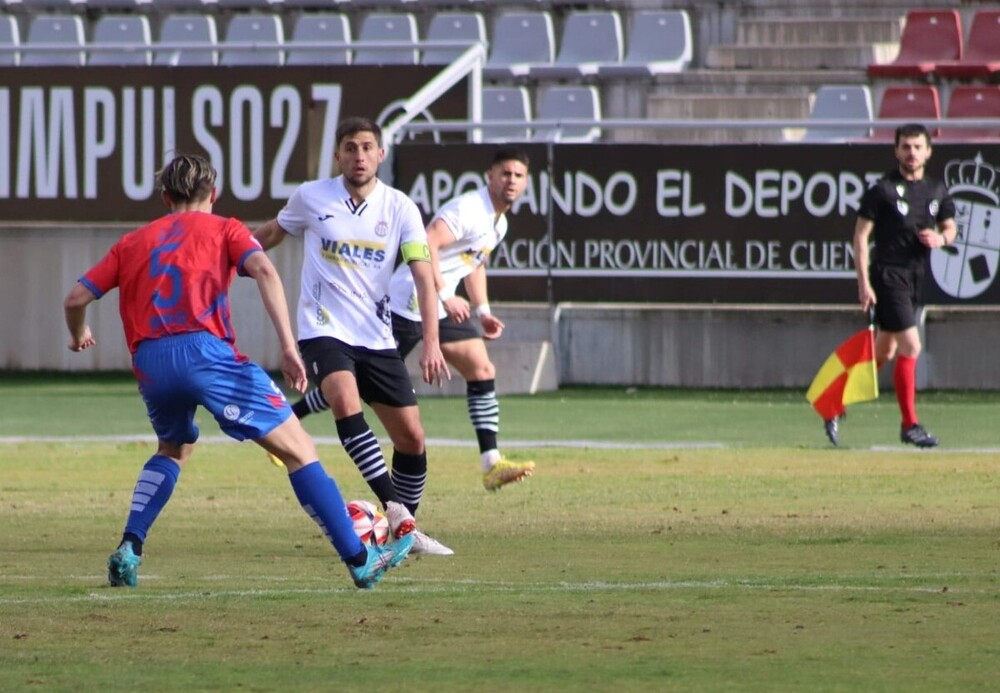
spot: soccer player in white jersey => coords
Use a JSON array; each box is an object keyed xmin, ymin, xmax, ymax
[
  {"xmin": 288, "ymin": 147, "xmax": 536, "ymax": 492},
  {"xmin": 254, "ymin": 117, "xmax": 454, "ymax": 556}
]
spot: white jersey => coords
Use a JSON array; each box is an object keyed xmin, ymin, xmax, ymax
[
  {"xmin": 388, "ymin": 186, "xmax": 506, "ymax": 321},
  {"xmin": 277, "ymin": 176, "xmax": 427, "ymax": 350}
]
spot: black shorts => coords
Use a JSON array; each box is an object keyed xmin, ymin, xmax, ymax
[
  {"xmin": 391, "ymin": 312, "xmax": 480, "ymax": 359},
  {"xmin": 871, "ymin": 264, "xmax": 922, "ymax": 332},
  {"xmin": 298, "ymin": 337, "xmax": 417, "ymax": 408}
]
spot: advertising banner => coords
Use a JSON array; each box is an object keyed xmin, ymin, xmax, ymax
[
  {"xmin": 0, "ymin": 66, "xmax": 467, "ymax": 221},
  {"xmin": 395, "ymin": 142, "xmax": 1000, "ymax": 305}
]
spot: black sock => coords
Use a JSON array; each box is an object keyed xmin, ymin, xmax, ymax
[
  {"xmin": 122, "ymin": 532, "xmax": 143, "ymax": 556},
  {"xmin": 346, "ymin": 547, "xmax": 367, "ymax": 567}
]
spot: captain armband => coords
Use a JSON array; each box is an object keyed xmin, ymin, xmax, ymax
[{"xmin": 401, "ymin": 241, "xmax": 431, "ymax": 263}]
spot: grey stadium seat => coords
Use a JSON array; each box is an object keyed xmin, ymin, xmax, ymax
[
  {"xmin": 597, "ymin": 10, "xmax": 692, "ymax": 78},
  {"xmin": 155, "ymin": 14, "xmax": 218, "ymax": 66},
  {"xmin": 802, "ymin": 85, "xmax": 873, "ymax": 142},
  {"xmin": 353, "ymin": 12, "xmax": 419, "ymax": 65},
  {"xmin": 421, "ymin": 11, "xmax": 486, "ymax": 66},
  {"xmin": 530, "ymin": 10, "xmax": 623, "ymax": 79},
  {"xmin": 0, "ymin": 15, "xmax": 19, "ymax": 66},
  {"xmin": 533, "ymin": 85, "xmax": 602, "ymax": 143},
  {"xmin": 483, "ymin": 11, "xmax": 554, "ymax": 80},
  {"xmin": 286, "ymin": 13, "xmax": 351, "ymax": 66},
  {"xmin": 21, "ymin": 14, "xmax": 86, "ymax": 66},
  {"xmin": 89, "ymin": 15, "xmax": 152, "ymax": 66},
  {"xmin": 481, "ymin": 86, "xmax": 531, "ymax": 142},
  {"xmin": 219, "ymin": 14, "xmax": 284, "ymax": 66}
]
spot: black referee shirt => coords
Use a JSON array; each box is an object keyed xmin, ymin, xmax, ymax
[{"xmin": 858, "ymin": 169, "xmax": 955, "ymax": 268}]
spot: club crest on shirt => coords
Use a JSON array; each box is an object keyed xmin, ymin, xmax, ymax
[
  {"xmin": 375, "ymin": 221, "xmax": 388, "ymax": 237},
  {"xmin": 896, "ymin": 199, "xmax": 909, "ymax": 216},
  {"xmin": 931, "ymin": 153, "xmax": 1000, "ymax": 299}
]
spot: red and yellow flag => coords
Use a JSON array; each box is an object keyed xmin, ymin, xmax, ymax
[{"xmin": 805, "ymin": 326, "xmax": 878, "ymax": 420}]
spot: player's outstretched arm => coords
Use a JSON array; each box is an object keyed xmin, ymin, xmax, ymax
[
  {"xmin": 244, "ymin": 251, "xmax": 307, "ymax": 393},
  {"xmin": 253, "ymin": 219, "xmax": 288, "ymax": 252},
  {"xmin": 63, "ymin": 282, "xmax": 98, "ymax": 352},
  {"xmin": 852, "ymin": 217, "xmax": 876, "ymax": 312},
  {"xmin": 427, "ymin": 218, "xmax": 469, "ymax": 323},
  {"xmin": 410, "ymin": 258, "xmax": 451, "ymax": 386},
  {"xmin": 463, "ymin": 264, "xmax": 504, "ymax": 340}
]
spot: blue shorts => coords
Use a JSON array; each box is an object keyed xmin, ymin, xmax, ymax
[{"xmin": 132, "ymin": 332, "xmax": 292, "ymax": 444}]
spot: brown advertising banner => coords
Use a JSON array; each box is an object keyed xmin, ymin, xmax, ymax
[
  {"xmin": 394, "ymin": 142, "xmax": 1000, "ymax": 305},
  {"xmin": 0, "ymin": 66, "xmax": 466, "ymax": 221}
]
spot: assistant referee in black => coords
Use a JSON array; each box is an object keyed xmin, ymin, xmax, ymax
[{"xmin": 851, "ymin": 123, "xmax": 957, "ymax": 448}]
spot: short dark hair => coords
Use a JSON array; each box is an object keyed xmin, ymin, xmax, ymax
[
  {"xmin": 492, "ymin": 146, "xmax": 530, "ymax": 170},
  {"xmin": 895, "ymin": 123, "xmax": 932, "ymax": 147},
  {"xmin": 336, "ymin": 116, "xmax": 382, "ymax": 148},
  {"xmin": 157, "ymin": 154, "xmax": 216, "ymax": 204}
]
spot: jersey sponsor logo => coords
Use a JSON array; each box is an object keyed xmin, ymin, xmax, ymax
[
  {"xmin": 931, "ymin": 153, "xmax": 1000, "ymax": 299},
  {"xmin": 319, "ymin": 238, "xmax": 387, "ymax": 268},
  {"xmin": 460, "ymin": 247, "xmax": 489, "ymax": 268}
]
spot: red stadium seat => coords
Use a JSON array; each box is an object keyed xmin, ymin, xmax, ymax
[
  {"xmin": 938, "ymin": 86, "xmax": 1000, "ymax": 141},
  {"xmin": 935, "ymin": 10, "xmax": 1000, "ymax": 80},
  {"xmin": 871, "ymin": 85, "xmax": 941, "ymax": 141},
  {"xmin": 867, "ymin": 9, "xmax": 962, "ymax": 79}
]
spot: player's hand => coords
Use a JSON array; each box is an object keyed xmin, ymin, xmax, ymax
[
  {"xmin": 917, "ymin": 228, "xmax": 945, "ymax": 248},
  {"xmin": 419, "ymin": 343, "xmax": 451, "ymax": 387},
  {"xmin": 858, "ymin": 283, "xmax": 876, "ymax": 313},
  {"xmin": 281, "ymin": 348, "xmax": 308, "ymax": 393},
  {"xmin": 68, "ymin": 326, "xmax": 96, "ymax": 352},
  {"xmin": 443, "ymin": 296, "xmax": 470, "ymax": 323},
  {"xmin": 480, "ymin": 313, "xmax": 505, "ymax": 340}
]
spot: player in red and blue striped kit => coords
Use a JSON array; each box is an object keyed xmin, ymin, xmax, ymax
[{"xmin": 63, "ymin": 153, "xmax": 413, "ymax": 589}]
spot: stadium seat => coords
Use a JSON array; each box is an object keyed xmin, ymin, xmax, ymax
[
  {"xmin": 871, "ymin": 85, "xmax": 941, "ymax": 141},
  {"xmin": 146, "ymin": 0, "xmax": 216, "ymax": 8},
  {"xmin": 86, "ymin": 0, "xmax": 153, "ymax": 9},
  {"xmin": 89, "ymin": 15, "xmax": 152, "ymax": 66},
  {"xmin": 216, "ymin": 0, "xmax": 284, "ymax": 9},
  {"xmin": 867, "ymin": 9, "xmax": 962, "ymax": 79},
  {"xmin": 0, "ymin": 15, "xmax": 19, "ymax": 67},
  {"xmin": 483, "ymin": 11, "xmax": 554, "ymax": 80},
  {"xmin": 285, "ymin": 13, "xmax": 351, "ymax": 65},
  {"xmin": 219, "ymin": 14, "xmax": 284, "ymax": 66},
  {"xmin": 529, "ymin": 10, "xmax": 623, "ymax": 79},
  {"xmin": 12, "ymin": 0, "xmax": 86, "ymax": 10},
  {"xmin": 352, "ymin": 12, "xmax": 418, "ymax": 65},
  {"xmin": 802, "ymin": 85, "xmax": 873, "ymax": 142},
  {"xmin": 154, "ymin": 14, "xmax": 218, "ymax": 66},
  {"xmin": 533, "ymin": 85, "xmax": 602, "ymax": 143},
  {"xmin": 21, "ymin": 15, "xmax": 85, "ymax": 67},
  {"xmin": 597, "ymin": 10, "xmax": 692, "ymax": 78},
  {"xmin": 421, "ymin": 11, "xmax": 486, "ymax": 66},
  {"xmin": 938, "ymin": 86, "xmax": 1000, "ymax": 141},
  {"xmin": 934, "ymin": 10, "xmax": 1000, "ymax": 80},
  {"xmin": 481, "ymin": 86, "xmax": 531, "ymax": 142}
]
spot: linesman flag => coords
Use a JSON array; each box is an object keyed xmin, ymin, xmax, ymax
[{"xmin": 805, "ymin": 323, "xmax": 879, "ymax": 422}]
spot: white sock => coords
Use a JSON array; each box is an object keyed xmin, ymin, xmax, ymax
[{"xmin": 481, "ymin": 449, "xmax": 501, "ymax": 472}]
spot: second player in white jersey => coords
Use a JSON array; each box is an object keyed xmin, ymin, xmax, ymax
[
  {"xmin": 280, "ymin": 177, "xmax": 428, "ymax": 350},
  {"xmin": 389, "ymin": 186, "xmax": 506, "ymax": 322}
]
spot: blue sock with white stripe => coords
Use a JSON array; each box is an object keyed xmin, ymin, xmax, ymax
[
  {"xmin": 123, "ymin": 455, "xmax": 180, "ymax": 547},
  {"xmin": 288, "ymin": 461, "xmax": 365, "ymax": 563}
]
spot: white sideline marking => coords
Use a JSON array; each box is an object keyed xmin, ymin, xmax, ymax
[
  {"xmin": 4, "ymin": 435, "xmax": 1000, "ymax": 453},
  {"xmin": 0, "ymin": 434, "xmax": 724, "ymax": 450},
  {"xmin": 0, "ymin": 576, "xmax": 978, "ymax": 606}
]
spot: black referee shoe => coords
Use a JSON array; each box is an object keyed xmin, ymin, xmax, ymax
[
  {"xmin": 823, "ymin": 418, "xmax": 839, "ymax": 447},
  {"xmin": 900, "ymin": 423, "xmax": 939, "ymax": 448}
]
